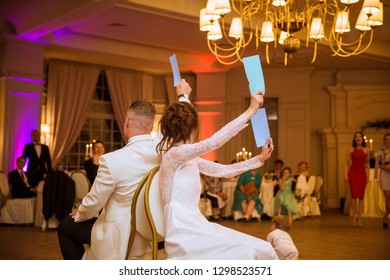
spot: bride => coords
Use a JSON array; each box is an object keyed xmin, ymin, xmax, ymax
[{"xmin": 156, "ymin": 80, "xmax": 278, "ymax": 260}]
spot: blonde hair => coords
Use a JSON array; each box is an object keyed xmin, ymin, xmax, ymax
[{"xmin": 272, "ymin": 215, "xmax": 291, "ymax": 231}]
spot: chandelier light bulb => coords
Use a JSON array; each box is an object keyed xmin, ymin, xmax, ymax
[
  {"xmin": 260, "ymin": 21, "xmax": 275, "ymax": 42},
  {"xmin": 355, "ymin": 10, "xmax": 372, "ymax": 31},
  {"xmin": 229, "ymin": 17, "xmax": 243, "ymax": 39},
  {"xmin": 200, "ymin": 8, "xmax": 213, "ymax": 31},
  {"xmin": 362, "ymin": 0, "xmax": 381, "ymax": 16},
  {"xmin": 205, "ymin": 0, "xmax": 220, "ymax": 21},
  {"xmin": 367, "ymin": 2, "xmax": 383, "ymax": 26},
  {"xmin": 309, "ymin": 18, "xmax": 325, "ymax": 39},
  {"xmin": 272, "ymin": 0, "xmax": 287, "ymax": 7},
  {"xmin": 214, "ymin": 0, "xmax": 231, "ymax": 15},
  {"xmin": 340, "ymin": 0, "xmax": 360, "ymax": 4},
  {"xmin": 207, "ymin": 20, "xmax": 223, "ymax": 41},
  {"xmin": 278, "ymin": 31, "xmax": 288, "ymax": 45},
  {"xmin": 335, "ymin": 11, "xmax": 351, "ymax": 33}
]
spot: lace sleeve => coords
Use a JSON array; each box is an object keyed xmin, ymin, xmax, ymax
[
  {"xmin": 198, "ymin": 157, "xmax": 263, "ymax": 178},
  {"xmin": 168, "ymin": 112, "xmax": 249, "ymax": 168}
]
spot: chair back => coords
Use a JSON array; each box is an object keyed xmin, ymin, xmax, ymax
[
  {"xmin": 69, "ymin": 170, "xmax": 90, "ymax": 208},
  {"xmin": 128, "ymin": 166, "xmax": 164, "ymax": 260},
  {"xmin": 314, "ymin": 176, "xmax": 324, "ymax": 199},
  {"xmin": 0, "ymin": 171, "xmax": 10, "ymax": 198},
  {"xmin": 307, "ymin": 175, "xmax": 316, "ymax": 196},
  {"xmin": 135, "ymin": 168, "xmax": 165, "ymax": 240}
]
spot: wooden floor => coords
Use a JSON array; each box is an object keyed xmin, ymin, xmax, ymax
[{"xmin": 0, "ymin": 209, "xmax": 389, "ymax": 260}]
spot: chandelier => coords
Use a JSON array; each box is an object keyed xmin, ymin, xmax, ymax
[{"xmin": 199, "ymin": 0, "xmax": 384, "ymax": 65}]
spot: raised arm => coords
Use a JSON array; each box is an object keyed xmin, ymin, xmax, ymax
[
  {"xmin": 167, "ymin": 92, "xmax": 265, "ymax": 168},
  {"xmin": 198, "ymin": 138, "xmax": 274, "ymax": 178}
]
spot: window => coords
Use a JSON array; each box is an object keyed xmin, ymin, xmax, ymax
[{"xmin": 63, "ymin": 72, "xmax": 123, "ymax": 170}]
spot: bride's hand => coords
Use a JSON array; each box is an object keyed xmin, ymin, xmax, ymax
[
  {"xmin": 245, "ymin": 91, "xmax": 264, "ymax": 119},
  {"xmin": 257, "ymin": 138, "xmax": 274, "ymax": 163}
]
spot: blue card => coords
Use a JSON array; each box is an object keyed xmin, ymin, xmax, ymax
[
  {"xmin": 243, "ymin": 55, "xmax": 265, "ymax": 95},
  {"xmin": 251, "ymin": 108, "xmax": 270, "ymax": 147},
  {"xmin": 169, "ymin": 54, "xmax": 181, "ymax": 87},
  {"xmin": 242, "ymin": 55, "xmax": 270, "ymax": 147}
]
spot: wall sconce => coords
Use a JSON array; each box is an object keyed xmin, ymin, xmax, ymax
[{"xmin": 40, "ymin": 123, "xmax": 50, "ymax": 144}]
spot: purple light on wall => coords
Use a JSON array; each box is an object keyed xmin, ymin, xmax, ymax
[
  {"xmin": 9, "ymin": 76, "xmax": 45, "ymax": 85},
  {"xmin": 6, "ymin": 33, "xmax": 50, "ymax": 44},
  {"xmin": 8, "ymin": 91, "xmax": 40, "ymax": 174},
  {"xmin": 9, "ymin": 91, "xmax": 40, "ymax": 97}
]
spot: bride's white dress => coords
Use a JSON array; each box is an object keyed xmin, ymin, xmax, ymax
[{"xmin": 159, "ymin": 112, "xmax": 279, "ymax": 260}]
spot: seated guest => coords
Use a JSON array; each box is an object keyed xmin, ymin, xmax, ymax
[
  {"xmin": 8, "ymin": 156, "xmax": 37, "ymax": 198},
  {"xmin": 274, "ymin": 167, "xmax": 298, "ymax": 223},
  {"xmin": 271, "ymin": 159, "xmax": 284, "ymax": 196},
  {"xmin": 294, "ymin": 161, "xmax": 310, "ymax": 198},
  {"xmin": 233, "ymin": 169, "xmax": 263, "ymax": 221},
  {"xmin": 84, "ymin": 140, "xmax": 105, "ymax": 186},
  {"xmin": 203, "ymin": 163, "xmax": 227, "ymax": 221},
  {"xmin": 271, "ymin": 159, "xmax": 284, "ymax": 181},
  {"xmin": 267, "ymin": 215, "xmax": 299, "ymax": 260}
]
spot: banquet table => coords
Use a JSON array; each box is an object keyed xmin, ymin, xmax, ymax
[
  {"xmin": 363, "ymin": 170, "xmax": 386, "ymax": 217},
  {"xmin": 344, "ymin": 169, "xmax": 386, "ymax": 218}
]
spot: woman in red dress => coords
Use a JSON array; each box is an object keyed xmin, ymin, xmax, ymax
[{"xmin": 344, "ymin": 131, "xmax": 370, "ymax": 227}]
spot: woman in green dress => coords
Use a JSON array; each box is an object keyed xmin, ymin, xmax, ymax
[{"xmin": 233, "ymin": 169, "xmax": 263, "ymax": 220}]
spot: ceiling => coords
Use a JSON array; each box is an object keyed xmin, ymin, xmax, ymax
[{"xmin": 1, "ymin": 0, "xmax": 390, "ymax": 73}]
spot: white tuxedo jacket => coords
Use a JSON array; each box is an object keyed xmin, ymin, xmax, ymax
[{"xmin": 74, "ymin": 134, "xmax": 159, "ymax": 259}]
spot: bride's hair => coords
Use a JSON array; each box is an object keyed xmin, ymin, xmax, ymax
[{"xmin": 157, "ymin": 102, "xmax": 198, "ymax": 157}]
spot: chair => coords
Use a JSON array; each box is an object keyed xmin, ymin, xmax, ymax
[
  {"xmin": 42, "ymin": 171, "xmax": 75, "ymax": 230},
  {"xmin": 233, "ymin": 189, "xmax": 261, "ymax": 222},
  {"xmin": 69, "ymin": 170, "xmax": 90, "ymax": 210},
  {"xmin": 233, "ymin": 208, "xmax": 261, "ymax": 222},
  {"xmin": 308, "ymin": 176, "xmax": 323, "ymax": 216},
  {"xmin": 0, "ymin": 171, "xmax": 36, "ymax": 225},
  {"xmin": 127, "ymin": 166, "xmax": 165, "ymax": 260},
  {"xmin": 298, "ymin": 175, "xmax": 321, "ymax": 217}
]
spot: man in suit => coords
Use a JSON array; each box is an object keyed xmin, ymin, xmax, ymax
[
  {"xmin": 22, "ymin": 130, "xmax": 52, "ymax": 188},
  {"xmin": 57, "ymin": 79, "xmax": 192, "ymax": 260},
  {"xmin": 8, "ymin": 156, "xmax": 37, "ymax": 198}
]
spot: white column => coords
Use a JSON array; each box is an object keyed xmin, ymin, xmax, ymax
[{"xmin": 0, "ymin": 35, "xmax": 46, "ymax": 174}]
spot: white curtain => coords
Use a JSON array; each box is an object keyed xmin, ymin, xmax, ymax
[
  {"xmin": 106, "ymin": 70, "xmax": 151, "ymax": 141},
  {"xmin": 46, "ymin": 62, "xmax": 99, "ymax": 167}
]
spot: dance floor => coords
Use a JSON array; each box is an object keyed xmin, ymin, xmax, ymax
[{"xmin": 0, "ymin": 209, "xmax": 389, "ymax": 260}]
